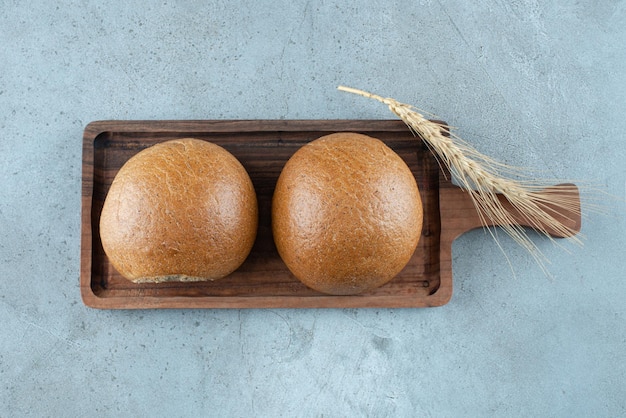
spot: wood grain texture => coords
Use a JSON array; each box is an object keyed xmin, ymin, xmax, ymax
[{"xmin": 81, "ymin": 120, "xmax": 581, "ymax": 309}]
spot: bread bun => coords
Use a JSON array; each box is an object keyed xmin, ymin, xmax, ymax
[
  {"xmin": 272, "ymin": 132, "xmax": 423, "ymax": 295},
  {"xmin": 99, "ymin": 138, "xmax": 257, "ymax": 283}
]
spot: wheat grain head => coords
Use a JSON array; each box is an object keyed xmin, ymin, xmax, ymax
[{"xmin": 338, "ymin": 85, "xmax": 583, "ymax": 274}]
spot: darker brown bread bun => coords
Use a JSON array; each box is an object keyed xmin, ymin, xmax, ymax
[
  {"xmin": 272, "ymin": 132, "xmax": 423, "ymax": 295},
  {"xmin": 99, "ymin": 138, "xmax": 258, "ymax": 283}
]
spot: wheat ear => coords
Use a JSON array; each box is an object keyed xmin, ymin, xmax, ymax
[{"xmin": 338, "ymin": 85, "xmax": 582, "ymax": 272}]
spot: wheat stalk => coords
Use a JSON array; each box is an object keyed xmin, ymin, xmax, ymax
[{"xmin": 338, "ymin": 85, "xmax": 582, "ymax": 273}]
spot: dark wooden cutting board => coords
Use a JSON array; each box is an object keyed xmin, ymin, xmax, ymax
[{"xmin": 81, "ymin": 120, "xmax": 580, "ymax": 309}]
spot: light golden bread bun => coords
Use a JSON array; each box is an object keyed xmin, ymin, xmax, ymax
[
  {"xmin": 272, "ymin": 132, "xmax": 423, "ymax": 295},
  {"xmin": 99, "ymin": 138, "xmax": 258, "ymax": 283}
]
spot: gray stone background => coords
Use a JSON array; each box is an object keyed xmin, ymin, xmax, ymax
[{"xmin": 1, "ymin": 1, "xmax": 625, "ymax": 416}]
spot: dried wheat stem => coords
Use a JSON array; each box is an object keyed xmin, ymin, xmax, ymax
[{"xmin": 338, "ymin": 85, "xmax": 583, "ymax": 273}]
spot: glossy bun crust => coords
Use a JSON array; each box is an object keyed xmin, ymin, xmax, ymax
[
  {"xmin": 100, "ymin": 138, "xmax": 258, "ymax": 283},
  {"xmin": 272, "ymin": 132, "xmax": 423, "ymax": 295}
]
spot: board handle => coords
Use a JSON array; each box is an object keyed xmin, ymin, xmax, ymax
[{"xmin": 440, "ymin": 183, "xmax": 582, "ymax": 240}]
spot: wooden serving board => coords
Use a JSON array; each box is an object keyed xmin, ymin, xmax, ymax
[{"xmin": 81, "ymin": 120, "xmax": 581, "ymax": 309}]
